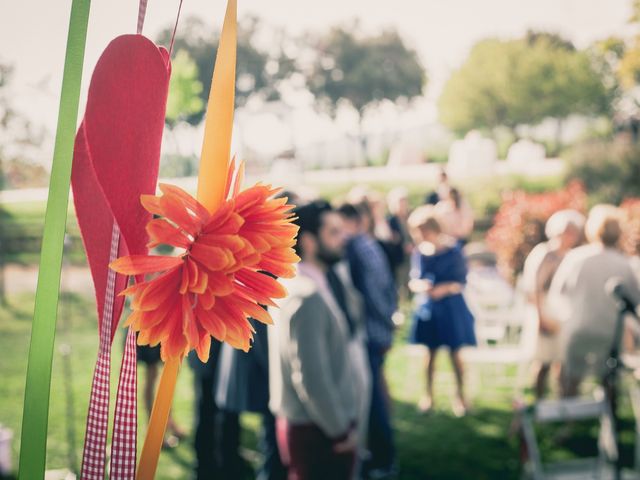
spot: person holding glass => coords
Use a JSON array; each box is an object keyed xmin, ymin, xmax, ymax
[{"xmin": 407, "ymin": 205, "xmax": 476, "ymax": 416}]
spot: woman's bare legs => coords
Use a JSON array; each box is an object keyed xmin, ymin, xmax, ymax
[
  {"xmin": 419, "ymin": 348, "xmax": 438, "ymax": 412},
  {"xmin": 450, "ymin": 349, "xmax": 468, "ymax": 417}
]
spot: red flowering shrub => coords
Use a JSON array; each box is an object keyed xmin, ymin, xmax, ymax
[
  {"xmin": 485, "ymin": 181, "xmax": 587, "ymax": 282},
  {"xmin": 621, "ymin": 198, "xmax": 640, "ymax": 257}
]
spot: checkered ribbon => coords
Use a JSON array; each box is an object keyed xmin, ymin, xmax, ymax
[
  {"xmin": 110, "ymin": 326, "xmax": 138, "ymax": 479},
  {"xmin": 80, "ymin": 224, "xmax": 138, "ymax": 480},
  {"xmin": 81, "ymin": 223, "xmax": 121, "ymax": 479},
  {"xmin": 136, "ymin": 0, "xmax": 148, "ymax": 34}
]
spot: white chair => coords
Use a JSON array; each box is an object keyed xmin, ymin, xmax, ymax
[
  {"xmin": 462, "ymin": 269, "xmax": 537, "ymax": 396},
  {"xmin": 519, "ymin": 388, "xmax": 620, "ymax": 480},
  {"xmin": 464, "ymin": 266, "xmax": 521, "ymax": 346},
  {"xmin": 518, "ymin": 305, "xmax": 640, "ymax": 480}
]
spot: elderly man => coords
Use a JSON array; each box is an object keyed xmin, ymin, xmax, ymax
[{"xmin": 522, "ymin": 209, "xmax": 585, "ymax": 398}]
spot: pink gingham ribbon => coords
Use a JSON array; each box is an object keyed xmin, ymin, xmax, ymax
[
  {"xmin": 80, "ymin": 223, "xmax": 121, "ymax": 479},
  {"xmin": 110, "ymin": 327, "xmax": 138, "ymax": 479},
  {"xmin": 80, "ymin": 224, "xmax": 138, "ymax": 479},
  {"xmin": 136, "ymin": 0, "xmax": 148, "ymax": 35}
]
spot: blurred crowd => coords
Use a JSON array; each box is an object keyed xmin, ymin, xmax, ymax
[
  {"xmin": 522, "ymin": 205, "xmax": 640, "ymax": 399},
  {"xmin": 134, "ymin": 168, "xmax": 640, "ymax": 480}
]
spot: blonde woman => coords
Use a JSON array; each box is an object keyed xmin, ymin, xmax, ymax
[{"xmin": 407, "ymin": 206, "xmax": 476, "ymax": 416}]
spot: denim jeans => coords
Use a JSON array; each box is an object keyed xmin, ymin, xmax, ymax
[{"xmin": 366, "ymin": 343, "xmax": 396, "ymax": 471}]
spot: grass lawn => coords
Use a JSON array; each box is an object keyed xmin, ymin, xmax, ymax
[{"xmin": 0, "ymin": 291, "xmax": 637, "ymax": 479}]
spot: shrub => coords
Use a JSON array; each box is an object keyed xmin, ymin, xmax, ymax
[
  {"xmin": 485, "ymin": 181, "xmax": 587, "ymax": 281},
  {"xmin": 565, "ymin": 139, "xmax": 640, "ymax": 205},
  {"xmin": 621, "ymin": 198, "xmax": 640, "ymax": 257}
]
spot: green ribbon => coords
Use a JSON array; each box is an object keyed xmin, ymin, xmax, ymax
[{"xmin": 18, "ymin": 0, "xmax": 91, "ymax": 478}]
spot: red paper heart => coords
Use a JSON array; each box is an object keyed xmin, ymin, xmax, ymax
[{"xmin": 72, "ymin": 35, "xmax": 171, "ymax": 339}]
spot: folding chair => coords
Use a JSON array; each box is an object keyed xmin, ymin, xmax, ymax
[
  {"xmin": 519, "ymin": 282, "xmax": 640, "ymax": 480},
  {"xmin": 519, "ymin": 388, "xmax": 619, "ymax": 480},
  {"xmin": 462, "ymin": 273, "xmax": 536, "ymax": 396}
]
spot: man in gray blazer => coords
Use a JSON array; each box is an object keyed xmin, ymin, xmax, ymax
[{"xmin": 269, "ymin": 200, "xmax": 368, "ymax": 480}]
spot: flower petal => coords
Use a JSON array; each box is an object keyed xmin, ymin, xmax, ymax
[
  {"xmin": 195, "ymin": 330, "xmax": 212, "ymax": 363},
  {"xmin": 232, "ymin": 160, "xmax": 245, "ymax": 198},
  {"xmin": 110, "ymin": 255, "xmax": 183, "ymax": 275},
  {"xmin": 206, "ymin": 272, "xmax": 235, "ymax": 297},
  {"xmin": 159, "ymin": 183, "xmax": 210, "ymax": 222},
  {"xmin": 160, "ymin": 309, "xmax": 188, "ymax": 360},
  {"xmin": 190, "ymin": 269, "xmax": 208, "ymax": 294},
  {"xmin": 182, "ymin": 294, "xmax": 199, "ymax": 349},
  {"xmin": 137, "ymin": 269, "xmax": 182, "ymax": 311},
  {"xmin": 147, "ymin": 218, "xmax": 191, "ymax": 249},
  {"xmin": 140, "ymin": 194, "xmax": 164, "ymax": 216},
  {"xmin": 159, "ymin": 191, "xmax": 202, "ymax": 236},
  {"xmin": 195, "ymin": 303, "xmax": 227, "ymax": 342},
  {"xmin": 236, "ymin": 268, "xmax": 287, "ymax": 299},
  {"xmin": 198, "ymin": 233, "xmax": 246, "ymax": 251},
  {"xmin": 190, "ymin": 243, "xmax": 234, "ymax": 271},
  {"xmin": 224, "ymin": 156, "xmax": 237, "ymax": 200},
  {"xmin": 233, "ymin": 296, "xmax": 273, "ymax": 325}
]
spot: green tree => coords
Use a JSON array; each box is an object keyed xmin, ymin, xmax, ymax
[
  {"xmin": 157, "ymin": 16, "xmax": 296, "ymax": 123},
  {"xmin": 619, "ymin": 46, "xmax": 640, "ymax": 88},
  {"xmin": 589, "ymin": 37, "xmax": 625, "ymax": 92},
  {"xmin": 165, "ymin": 50, "xmax": 204, "ymax": 126},
  {"xmin": 525, "ymin": 30, "xmax": 575, "ymax": 51},
  {"xmin": 161, "ymin": 50, "xmax": 204, "ymax": 178},
  {"xmin": 0, "ymin": 63, "xmax": 11, "ymax": 191},
  {"xmin": 0, "ymin": 62, "xmax": 46, "ymax": 189},
  {"xmin": 565, "ymin": 140, "xmax": 640, "ymax": 204},
  {"xmin": 587, "ymin": 3, "xmax": 640, "ymax": 138},
  {"xmin": 617, "ymin": 4, "xmax": 640, "ymax": 92},
  {"xmin": 439, "ymin": 34, "xmax": 608, "ymax": 139},
  {"xmin": 306, "ymin": 26, "xmax": 426, "ymax": 116},
  {"xmin": 304, "ymin": 26, "xmax": 426, "ymax": 165}
]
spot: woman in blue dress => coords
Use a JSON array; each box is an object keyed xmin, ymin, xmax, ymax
[{"xmin": 407, "ymin": 205, "xmax": 476, "ymax": 416}]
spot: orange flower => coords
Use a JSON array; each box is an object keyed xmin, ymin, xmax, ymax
[{"xmin": 110, "ymin": 161, "xmax": 299, "ymax": 361}]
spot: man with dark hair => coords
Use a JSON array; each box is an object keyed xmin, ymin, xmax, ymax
[
  {"xmin": 339, "ymin": 202, "xmax": 398, "ymax": 478},
  {"xmin": 269, "ymin": 200, "xmax": 367, "ymax": 480}
]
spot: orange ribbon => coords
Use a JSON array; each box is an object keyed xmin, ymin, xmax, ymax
[{"xmin": 135, "ymin": 0, "xmax": 237, "ymax": 478}]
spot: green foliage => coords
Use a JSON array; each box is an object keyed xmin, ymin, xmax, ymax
[
  {"xmin": 426, "ymin": 151, "xmax": 448, "ymax": 164},
  {"xmin": 565, "ymin": 140, "xmax": 640, "ymax": 205},
  {"xmin": 589, "ymin": 36, "xmax": 625, "ymax": 98},
  {"xmin": 366, "ymin": 148, "xmax": 390, "ymax": 167},
  {"xmin": 159, "ymin": 153, "xmax": 196, "ymax": 178},
  {"xmin": 0, "ymin": 61, "xmax": 47, "ymax": 190},
  {"xmin": 439, "ymin": 34, "xmax": 608, "ymax": 135},
  {"xmin": 597, "ymin": 2, "xmax": 640, "ymax": 115},
  {"xmin": 157, "ymin": 17, "xmax": 295, "ymax": 123},
  {"xmin": 0, "ymin": 201, "xmax": 84, "ymax": 265},
  {"xmin": 165, "ymin": 50, "xmax": 204, "ymax": 126},
  {"xmin": 525, "ymin": 30, "xmax": 576, "ymax": 51},
  {"xmin": 631, "ymin": 0, "xmax": 640, "ymax": 23},
  {"xmin": 619, "ymin": 39, "xmax": 640, "ymax": 89},
  {"xmin": 306, "ymin": 27, "xmax": 426, "ymax": 116}
]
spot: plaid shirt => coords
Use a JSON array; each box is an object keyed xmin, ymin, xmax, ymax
[{"xmin": 346, "ymin": 234, "xmax": 397, "ymax": 349}]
